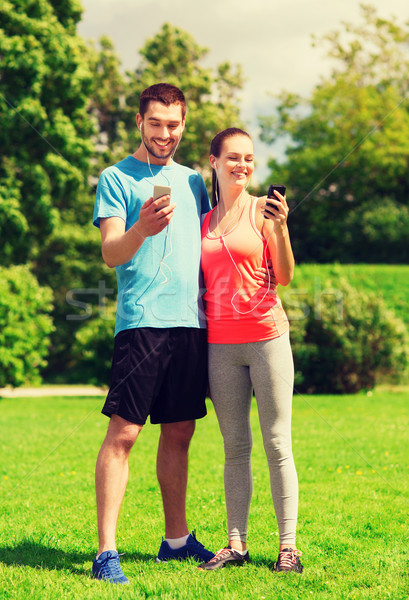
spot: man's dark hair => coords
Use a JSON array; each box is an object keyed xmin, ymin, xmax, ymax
[{"xmin": 139, "ymin": 83, "xmax": 187, "ymax": 119}]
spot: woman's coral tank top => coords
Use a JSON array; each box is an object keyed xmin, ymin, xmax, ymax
[{"xmin": 200, "ymin": 197, "xmax": 289, "ymax": 343}]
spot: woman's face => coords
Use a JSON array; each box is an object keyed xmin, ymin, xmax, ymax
[{"xmin": 211, "ymin": 135, "xmax": 255, "ymax": 191}]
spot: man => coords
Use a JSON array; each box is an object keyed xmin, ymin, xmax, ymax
[{"xmin": 91, "ymin": 83, "xmax": 213, "ymax": 584}]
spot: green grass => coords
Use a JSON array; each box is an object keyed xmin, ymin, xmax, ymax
[
  {"xmin": 1, "ymin": 391, "xmax": 408, "ymax": 599},
  {"xmin": 294, "ymin": 264, "xmax": 409, "ymax": 327}
]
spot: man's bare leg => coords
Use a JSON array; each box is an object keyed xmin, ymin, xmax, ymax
[
  {"xmin": 95, "ymin": 414, "xmax": 143, "ymax": 554},
  {"xmin": 156, "ymin": 420, "xmax": 195, "ymax": 538}
]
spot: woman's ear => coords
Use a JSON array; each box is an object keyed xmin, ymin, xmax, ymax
[{"xmin": 209, "ymin": 154, "xmax": 216, "ymax": 169}]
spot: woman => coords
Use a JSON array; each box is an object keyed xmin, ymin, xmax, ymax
[{"xmin": 198, "ymin": 128, "xmax": 303, "ymax": 573}]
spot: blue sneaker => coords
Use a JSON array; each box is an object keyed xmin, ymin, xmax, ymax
[
  {"xmin": 92, "ymin": 550, "xmax": 129, "ymax": 584},
  {"xmin": 156, "ymin": 530, "xmax": 214, "ymax": 563}
]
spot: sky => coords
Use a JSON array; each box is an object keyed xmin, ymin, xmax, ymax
[{"xmin": 78, "ymin": 0, "xmax": 409, "ymax": 182}]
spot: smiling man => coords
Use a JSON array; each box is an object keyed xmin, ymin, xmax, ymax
[{"xmin": 91, "ymin": 83, "xmax": 213, "ymax": 584}]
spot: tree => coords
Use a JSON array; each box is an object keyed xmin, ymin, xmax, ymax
[
  {"xmin": 85, "ymin": 24, "xmax": 245, "ymax": 184},
  {"xmin": 68, "ymin": 24, "xmax": 246, "ymax": 383},
  {"xmin": 123, "ymin": 23, "xmax": 245, "ymax": 175},
  {"xmin": 259, "ymin": 4, "xmax": 409, "ymax": 262},
  {"xmin": 0, "ymin": 13, "xmax": 246, "ymax": 383},
  {"xmin": 0, "ymin": 0, "xmax": 110, "ymax": 382},
  {"xmin": 86, "ymin": 35, "xmax": 129, "ymax": 173},
  {"xmin": 0, "ymin": 0, "xmax": 96, "ymax": 264}
]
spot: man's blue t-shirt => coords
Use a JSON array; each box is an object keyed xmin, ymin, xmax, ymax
[{"xmin": 93, "ymin": 156, "xmax": 211, "ymax": 335}]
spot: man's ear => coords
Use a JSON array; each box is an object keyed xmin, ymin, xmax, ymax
[{"xmin": 136, "ymin": 114, "xmax": 142, "ymax": 130}]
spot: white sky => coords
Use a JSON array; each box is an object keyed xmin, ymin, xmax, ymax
[{"xmin": 78, "ymin": 0, "xmax": 409, "ymax": 182}]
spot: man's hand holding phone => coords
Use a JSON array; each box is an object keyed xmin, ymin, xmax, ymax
[
  {"xmin": 134, "ymin": 186, "xmax": 175, "ymax": 239},
  {"xmin": 153, "ymin": 185, "xmax": 172, "ymax": 211}
]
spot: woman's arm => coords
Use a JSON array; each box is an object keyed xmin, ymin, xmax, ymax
[{"xmin": 255, "ymin": 193, "xmax": 295, "ymax": 286}]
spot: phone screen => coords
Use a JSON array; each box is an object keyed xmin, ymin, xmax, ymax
[
  {"xmin": 264, "ymin": 184, "xmax": 286, "ymax": 218},
  {"xmin": 267, "ymin": 184, "xmax": 286, "ymax": 200}
]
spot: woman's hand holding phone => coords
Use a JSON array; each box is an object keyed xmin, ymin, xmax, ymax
[{"xmin": 263, "ymin": 184, "xmax": 286, "ymax": 219}]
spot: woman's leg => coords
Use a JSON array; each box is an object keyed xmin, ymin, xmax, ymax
[
  {"xmin": 208, "ymin": 343, "xmax": 253, "ymax": 546},
  {"xmin": 248, "ymin": 331, "xmax": 299, "ymax": 547}
]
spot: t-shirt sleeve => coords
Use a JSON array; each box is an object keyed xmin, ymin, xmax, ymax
[{"xmin": 93, "ymin": 168, "xmax": 127, "ymax": 228}]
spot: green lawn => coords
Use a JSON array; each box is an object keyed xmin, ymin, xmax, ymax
[
  {"xmin": 1, "ymin": 390, "xmax": 408, "ymax": 599},
  {"xmin": 295, "ymin": 264, "xmax": 409, "ymax": 328}
]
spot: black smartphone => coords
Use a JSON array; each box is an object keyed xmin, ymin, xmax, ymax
[{"xmin": 264, "ymin": 184, "xmax": 286, "ymax": 218}]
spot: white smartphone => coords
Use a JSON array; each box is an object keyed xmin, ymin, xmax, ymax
[{"xmin": 153, "ymin": 185, "xmax": 171, "ymax": 211}]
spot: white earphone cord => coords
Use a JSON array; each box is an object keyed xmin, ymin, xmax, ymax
[
  {"xmin": 141, "ymin": 125, "xmax": 186, "ymax": 284},
  {"xmin": 215, "ymin": 177, "xmax": 273, "ymax": 315}
]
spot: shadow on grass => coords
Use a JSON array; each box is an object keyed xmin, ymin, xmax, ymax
[
  {"xmin": 0, "ymin": 540, "xmax": 154, "ymax": 578},
  {"xmin": 248, "ymin": 555, "xmax": 276, "ymax": 570}
]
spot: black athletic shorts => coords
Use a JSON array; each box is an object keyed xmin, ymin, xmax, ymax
[{"xmin": 101, "ymin": 327, "xmax": 208, "ymax": 425}]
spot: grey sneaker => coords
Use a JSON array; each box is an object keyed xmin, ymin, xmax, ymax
[
  {"xmin": 273, "ymin": 548, "xmax": 303, "ymax": 573},
  {"xmin": 198, "ymin": 545, "xmax": 250, "ymax": 571}
]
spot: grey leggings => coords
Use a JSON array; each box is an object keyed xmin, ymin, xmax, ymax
[{"xmin": 208, "ymin": 331, "xmax": 298, "ymax": 545}]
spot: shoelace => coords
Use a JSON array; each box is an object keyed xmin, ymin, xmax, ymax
[
  {"xmin": 99, "ymin": 552, "xmax": 125, "ymax": 577},
  {"xmin": 277, "ymin": 548, "xmax": 302, "ymax": 570},
  {"xmin": 208, "ymin": 547, "xmax": 235, "ymax": 563}
]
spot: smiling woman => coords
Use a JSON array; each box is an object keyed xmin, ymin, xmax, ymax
[{"xmin": 198, "ymin": 127, "xmax": 303, "ymax": 573}]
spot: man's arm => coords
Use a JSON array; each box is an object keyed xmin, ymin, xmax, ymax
[{"xmin": 100, "ymin": 195, "xmax": 175, "ymax": 268}]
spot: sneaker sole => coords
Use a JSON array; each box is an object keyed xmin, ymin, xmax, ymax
[
  {"xmin": 198, "ymin": 558, "xmax": 249, "ymax": 571},
  {"xmin": 274, "ymin": 565, "xmax": 304, "ymax": 573},
  {"xmin": 156, "ymin": 555, "xmax": 213, "ymax": 563},
  {"xmin": 92, "ymin": 575, "xmax": 130, "ymax": 584}
]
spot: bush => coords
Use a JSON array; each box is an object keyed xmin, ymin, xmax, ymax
[
  {"xmin": 345, "ymin": 198, "xmax": 409, "ymax": 263},
  {"xmin": 282, "ymin": 276, "xmax": 409, "ymax": 393},
  {"xmin": 70, "ymin": 300, "xmax": 116, "ymax": 385},
  {"xmin": 0, "ymin": 265, "xmax": 54, "ymax": 387}
]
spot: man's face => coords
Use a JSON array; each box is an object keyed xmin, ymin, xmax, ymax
[{"xmin": 136, "ymin": 101, "xmax": 185, "ymax": 164}]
